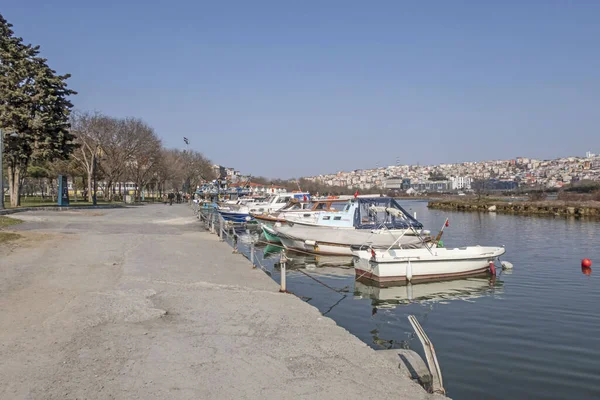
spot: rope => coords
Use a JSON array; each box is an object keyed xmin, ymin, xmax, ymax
[{"xmin": 295, "ymin": 268, "xmax": 345, "ymax": 294}]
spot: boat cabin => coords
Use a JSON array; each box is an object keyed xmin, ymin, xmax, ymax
[{"xmin": 312, "ymin": 197, "xmax": 423, "ymax": 229}]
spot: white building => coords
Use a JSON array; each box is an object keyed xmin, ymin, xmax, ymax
[
  {"xmin": 450, "ymin": 176, "xmax": 472, "ymax": 190},
  {"xmin": 586, "ymin": 151, "xmax": 596, "ymax": 158}
]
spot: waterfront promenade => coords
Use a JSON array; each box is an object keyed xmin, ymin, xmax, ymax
[{"xmin": 0, "ymin": 205, "xmax": 435, "ymax": 399}]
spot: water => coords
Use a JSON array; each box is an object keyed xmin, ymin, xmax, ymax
[{"xmin": 209, "ymin": 201, "xmax": 600, "ymax": 399}]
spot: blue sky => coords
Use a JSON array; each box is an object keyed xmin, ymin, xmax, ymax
[{"xmin": 4, "ymin": 1, "xmax": 599, "ymax": 177}]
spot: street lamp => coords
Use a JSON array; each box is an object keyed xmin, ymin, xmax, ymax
[{"xmin": 0, "ymin": 129, "xmax": 19, "ymax": 210}]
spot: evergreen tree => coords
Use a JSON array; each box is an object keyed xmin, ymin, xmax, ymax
[{"xmin": 0, "ymin": 13, "xmax": 76, "ymax": 206}]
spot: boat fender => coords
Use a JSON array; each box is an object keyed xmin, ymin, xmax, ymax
[
  {"xmin": 501, "ymin": 261, "xmax": 514, "ymax": 270},
  {"xmin": 304, "ymin": 240, "xmax": 317, "ymax": 246},
  {"xmin": 489, "ymin": 261, "xmax": 496, "ymax": 275},
  {"xmin": 406, "ymin": 260, "xmax": 413, "ymax": 282}
]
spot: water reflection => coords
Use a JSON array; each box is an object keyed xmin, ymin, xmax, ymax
[{"xmin": 354, "ymin": 277, "xmax": 503, "ymax": 309}]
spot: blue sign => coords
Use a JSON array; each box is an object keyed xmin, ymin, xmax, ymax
[{"xmin": 57, "ymin": 175, "xmax": 69, "ymax": 206}]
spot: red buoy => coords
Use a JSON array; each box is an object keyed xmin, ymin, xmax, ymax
[
  {"xmin": 489, "ymin": 261, "xmax": 496, "ymax": 275},
  {"xmin": 582, "ymin": 258, "xmax": 593, "ymax": 268}
]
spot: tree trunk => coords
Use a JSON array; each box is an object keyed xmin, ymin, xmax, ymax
[
  {"xmin": 106, "ymin": 180, "xmax": 113, "ymax": 201},
  {"xmin": 87, "ymin": 168, "xmax": 93, "ymax": 202},
  {"xmin": 49, "ymin": 178, "xmax": 56, "ymax": 202},
  {"xmin": 7, "ymin": 166, "xmax": 22, "ymax": 207}
]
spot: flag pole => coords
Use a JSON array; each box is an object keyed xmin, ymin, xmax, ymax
[{"xmin": 432, "ymin": 218, "xmax": 449, "ymax": 247}]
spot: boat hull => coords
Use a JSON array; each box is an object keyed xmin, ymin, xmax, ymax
[
  {"xmin": 261, "ymin": 224, "xmax": 282, "ymax": 244},
  {"xmin": 218, "ymin": 210, "xmax": 252, "ymax": 223},
  {"xmin": 279, "ymin": 236, "xmax": 356, "ymax": 256},
  {"xmin": 353, "ymin": 246, "xmax": 505, "ymax": 284},
  {"xmin": 274, "ymin": 224, "xmax": 425, "ymax": 256}
]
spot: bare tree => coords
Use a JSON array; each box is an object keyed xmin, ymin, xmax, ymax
[
  {"xmin": 70, "ymin": 111, "xmax": 116, "ymax": 202},
  {"xmin": 154, "ymin": 148, "xmax": 214, "ymax": 195},
  {"xmin": 181, "ymin": 150, "xmax": 214, "ymax": 194},
  {"xmin": 124, "ymin": 119, "xmax": 162, "ymax": 202},
  {"xmin": 98, "ymin": 118, "xmax": 132, "ymax": 200}
]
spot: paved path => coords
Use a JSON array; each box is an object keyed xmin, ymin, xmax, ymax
[{"xmin": 0, "ymin": 205, "xmax": 435, "ymax": 399}]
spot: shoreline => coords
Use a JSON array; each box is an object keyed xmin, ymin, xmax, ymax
[{"xmin": 427, "ymin": 198, "xmax": 600, "ymax": 218}]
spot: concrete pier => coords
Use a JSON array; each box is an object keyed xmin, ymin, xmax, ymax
[{"xmin": 0, "ymin": 205, "xmax": 438, "ymax": 399}]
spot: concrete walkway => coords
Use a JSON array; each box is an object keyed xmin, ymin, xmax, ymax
[{"xmin": 0, "ymin": 205, "xmax": 435, "ymax": 399}]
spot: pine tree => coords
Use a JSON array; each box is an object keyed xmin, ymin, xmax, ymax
[{"xmin": 0, "ymin": 13, "xmax": 76, "ymax": 206}]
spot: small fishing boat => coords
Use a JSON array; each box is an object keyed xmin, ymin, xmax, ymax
[{"xmin": 352, "ymin": 246, "xmax": 506, "ymax": 284}]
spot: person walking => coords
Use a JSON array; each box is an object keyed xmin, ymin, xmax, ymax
[{"xmin": 168, "ymin": 192, "xmax": 174, "ymax": 206}]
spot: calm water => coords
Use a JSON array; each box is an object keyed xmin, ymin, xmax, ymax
[{"xmin": 212, "ymin": 201, "xmax": 600, "ymax": 399}]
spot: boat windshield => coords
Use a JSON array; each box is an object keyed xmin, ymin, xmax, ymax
[{"xmin": 353, "ymin": 198, "xmax": 423, "ymax": 229}]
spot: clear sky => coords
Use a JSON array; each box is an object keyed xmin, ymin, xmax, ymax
[{"xmin": 3, "ymin": 1, "xmax": 599, "ymax": 178}]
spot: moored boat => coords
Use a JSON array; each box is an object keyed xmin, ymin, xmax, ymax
[
  {"xmin": 218, "ymin": 192, "xmax": 311, "ymax": 222},
  {"xmin": 270, "ymin": 197, "xmax": 430, "ymax": 255},
  {"xmin": 352, "ymin": 246, "xmax": 506, "ymax": 284},
  {"xmin": 255, "ymin": 199, "xmax": 347, "ymax": 243}
]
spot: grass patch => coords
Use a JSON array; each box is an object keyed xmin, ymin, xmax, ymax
[
  {"xmin": 0, "ymin": 216, "xmax": 23, "ymax": 228},
  {"xmin": 0, "ymin": 232, "xmax": 22, "ymax": 243},
  {"xmin": 5, "ymin": 199, "xmax": 114, "ymax": 208}
]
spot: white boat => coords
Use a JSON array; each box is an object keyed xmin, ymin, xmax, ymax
[
  {"xmin": 270, "ymin": 197, "xmax": 429, "ymax": 256},
  {"xmin": 218, "ymin": 192, "xmax": 311, "ymax": 222},
  {"xmin": 274, "ymin": 223, "xmax": 426, "ymax": 256},
  {"xmin": 352, "ymin": 246, "xmax": 506, "ymax": 284}
]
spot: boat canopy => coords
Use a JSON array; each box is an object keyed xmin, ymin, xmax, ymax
[{"xmin": 353, "ymin": 198, "xmax": 423, "ymax": 230}]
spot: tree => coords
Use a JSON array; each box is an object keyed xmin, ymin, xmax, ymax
[
  {"xmin": 123, "ymin": 118, "xmax": 162, "ymax": 201},
  {"xmin": 472, "ymin": 179, "xmax": 488, "ymax": 201},
  {"xmin": 179, "ymin": 149, "xmax": 213, "ymax": 194},
  {"xmin": 70, "ymin": 111, "xmax": 115, "ymax": 201},
  {"xmin": 97, "ymin": 118, "xmax": 129, "ymax": 200},
  {"xmin": 0, "ymin": 14, "xmax": 76, "ymax": 206},
  {"xmin": 154, "ymin": 148, "xmax": 214, "ymax": 196}
]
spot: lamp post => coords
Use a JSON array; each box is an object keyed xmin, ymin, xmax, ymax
[
  {"xmin": 0, "ymin": 129, "xmax": 19, "ymax": 210},
  {"xmin": 92, "ymin": 153, "xmax": 97, "ymax": 206}
]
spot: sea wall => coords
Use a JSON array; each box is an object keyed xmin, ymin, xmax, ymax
[{"xmin": 427, "ymin": 199, "xmax": 600, "ymax": 218}]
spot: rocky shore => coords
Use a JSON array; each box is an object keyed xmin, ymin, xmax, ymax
[{"xmin": 428, "ymin": 199, "xmax": 600, "ymax": 218}]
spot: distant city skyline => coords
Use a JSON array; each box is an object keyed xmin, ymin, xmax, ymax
[
  {"xmin": 3, "ymin": 2, "xmax": 600, "ymax": 178},
  {"xmin": 287, "ymin": 149, "xmax": 599, "ymax": 179}
]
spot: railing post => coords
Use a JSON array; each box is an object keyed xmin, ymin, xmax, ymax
[
  {"xmin": 280, "ymin": 250, "xmax": 287, "ymax": 293},
  {"xmin": 219, "ymin": 216, "xmax": 224, "ymax": 241},
  {"xmin": 232, "ymin": 232, "xmax": 238, "ymax": 253}
]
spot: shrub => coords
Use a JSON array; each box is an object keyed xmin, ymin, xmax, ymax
[{"xmin": 528, "ymin": 192, "xmax": 546, "ymax": 201}]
